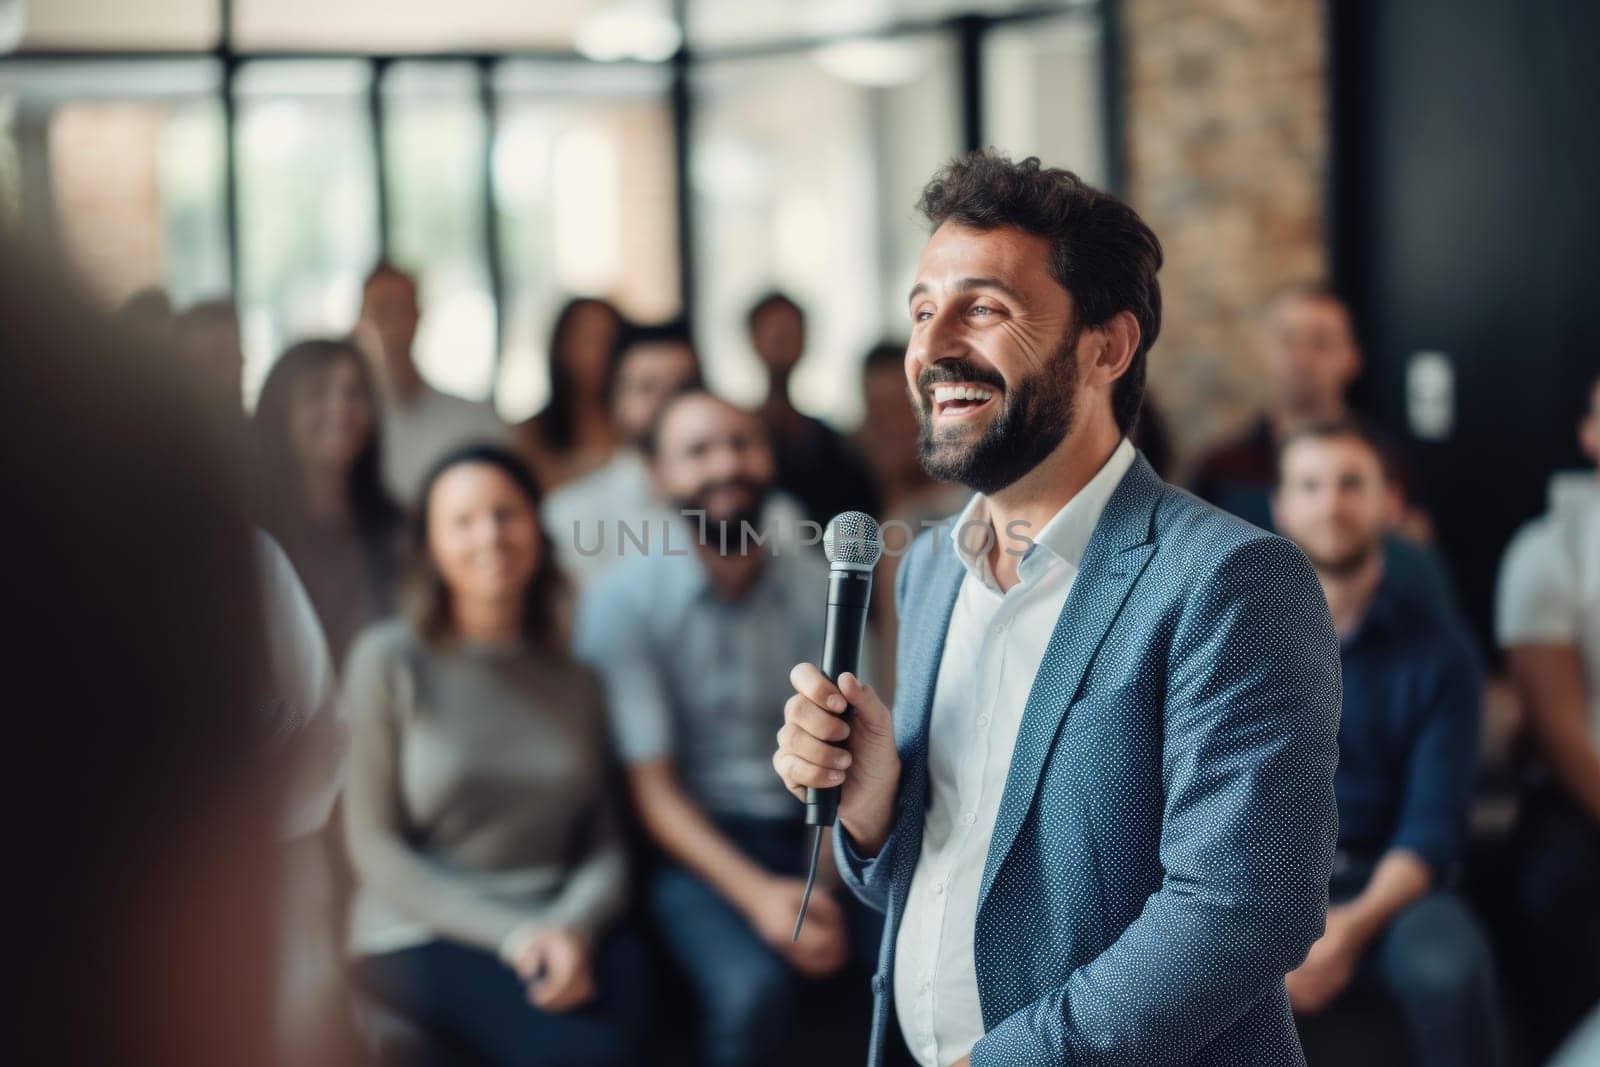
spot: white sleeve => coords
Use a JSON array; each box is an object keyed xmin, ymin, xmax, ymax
[
  {"xmin": 254, "ymin": 531, "xmax": 344, "ymax": 838},
  {"xmin": 1495, "ymin": 519, "xmax": 1577, "ymax": 647}
]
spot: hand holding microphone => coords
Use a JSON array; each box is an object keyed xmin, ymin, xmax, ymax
[
  {"xmin": 775, "ymin": 665, "xmax": 901, "ymax": 855},
  {"xmin": 774, "ymin": 513, "xmax": 901, "ymax": 937}
]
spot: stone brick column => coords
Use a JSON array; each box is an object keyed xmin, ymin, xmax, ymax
[{"xmin": 1121, "ymin": 0, "xmax": 1329, "ymax": 473}]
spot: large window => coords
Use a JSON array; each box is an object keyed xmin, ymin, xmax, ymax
[
  {"xmin": 983, "ymin": 13, "xmax": 1106, "ymax": 185},
  {"xmin": 384, "ymin": 61, "xmax": 496, "ymax": 402},
  {"xmin": 492, "ymin": 61, "xmax": 679, "ymax": 423},
  {"xmin": 691, "ymin": 34, "xmax": 961, "ymax": 424},
  {"xmin": 2, "ymin": 2, "xmax": 1106, "ymax": 424},
  {"xmin": 234, "ymin": 60, "xmax": 378, "ymax": 401}
]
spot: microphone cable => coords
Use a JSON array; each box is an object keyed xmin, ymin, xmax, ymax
[{"xmin": 792, "ymin": 823, "xmax": 825, "ymax": 941}]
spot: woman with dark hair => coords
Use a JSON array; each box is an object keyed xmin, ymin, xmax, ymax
[
  {"xmin": 254, "ymin": 338, "xmax": 405, "ymax": 664},
  {"xmin": 342, "ymin": 445, "xmax": 642, "ymax": 1066},
  {"xmin": 518, "ymin": 297, "xmax": 624, "ymax": 491}
]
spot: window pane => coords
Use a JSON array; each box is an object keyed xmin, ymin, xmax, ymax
[
  {"xmin": 235, "ymin": 60, "xmax": 378, "ymax": 404},
  {"xmin": 6, "ymin": 59, "xmax": 228, "ymax": 307},
  {"xmin": 492, "ymin": 61, "xmax": 678, "ymax": 423},
  {"xmin": 690, "ymin": 35, "xmax": 960, "ymax": 425},
  {"xmin": 983, "ymin": 14, "xmax": 1106, "ymax": 185},
  {"xmin": 383, "ymin": 61, "xmax": 495, "ymax": 402}
]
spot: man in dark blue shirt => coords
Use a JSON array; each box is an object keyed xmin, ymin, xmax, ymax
[{"xmin": 1273, "ymin": 420, "xmax": 1505, "ymax": 1067}]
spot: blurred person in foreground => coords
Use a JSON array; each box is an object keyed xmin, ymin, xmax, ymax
[
  {"xmin": 254, "ymin": 338, "xmax": 406, "ymax": 665},
  {"xmin": 518, "ymin": 297, "xmax": 626, "ymax": 491},
  {"xmin": 575, "ymin": 389, "xmax": 875, "ymax": 1067},
  {"xmin": 1272, "ymin": 421, "xmax": 1503, "ymax": 1067},
  {"xmin": 2, "ymin": 239, "xmax": 319, "ymax": 1066},
  {"xmin": 355, "ymin": 262, "xmax": 510, "ymax": 508},
  {"xmin": 342, "ymin": 444, "xmax": 642, "ymax": 1066},
  {"xmin": 1191, "ymin": 283, "xmax": 1455, "ymax": 615},
  {"xmin": 1495, "ymin": 369, "xmax": 1600, "ymax": 1060},
  {"xmin": 773, "ymin": 151, "xmax": 1341, "ymax": 1067},
  {"xmin": 541, "ymin": 320, "xmax": 703, "ymax": 587},
  {"xmin": 749, "ymin": 290, "xmax": 882, "ymax": 526}
]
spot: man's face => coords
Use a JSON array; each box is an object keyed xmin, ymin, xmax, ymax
[
  {"xmin": 176, "ymin": 310, "xmax": 243, "ymax": 413},
  {"xmin": 751, "ymin": 303, "xmax": 805, "ymax": 377},
  {"xmin": 611, "ymin": 341, "xmax": 700, "ymax": 447},
  {"xmin": 905, "ymin": 222, "xmax": 1080, "ymax": 495},
  {"xmin": 561, "ymin": 302, "xmax": 621, "ymax": 398},
  {"xmin": 652, "ymin": 395, "xmax": 775, "ymax": 532},
  {"xmin": 361, "ymin": 274, "xmax": 420, "ymax": 365},
  {"xmin": 1260, "ymin": 294, "xmax": 1360, "ymax": 417},
  {"xmin": 1273, "ymin": 436, "xmax": 1389, "ymax": 576}
]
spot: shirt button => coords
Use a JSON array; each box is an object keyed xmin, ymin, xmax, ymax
[
  {"xmin": 976, "ymin": 713, "xmax": 991, "ymax": 727},
  {"xmin": 933, "ymin": 881, "xmax": 946, "ymax": 895},
  {"xmin": 921, "ymin": 980, "xmax": 931, "ymax": 993},
  {"xmin": 960, "ymin": 811, "xmax": 977, "ymax": 826}
]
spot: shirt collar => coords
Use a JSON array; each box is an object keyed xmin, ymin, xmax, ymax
[{"xmin": 947, "ymin": 436, "xmax": 1138, "ymax": 587}]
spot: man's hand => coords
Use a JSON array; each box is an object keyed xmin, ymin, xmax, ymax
[
  {"xmin": 773, "ymin": 666, "xmax": 900, "ymax": 855},
  {"xmin": 503, "ymin": 927, "xmax": 597, "ymax": 1013},
  {"xmin": 1286, "ymin": 905, "xmax": 1362, "ymax": 1015},
  {"xmin": 747, "ymin": 876, "xmax": 849, "ymax": 978}
]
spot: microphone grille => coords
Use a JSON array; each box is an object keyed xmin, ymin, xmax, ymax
[{"xmin": 823, "ymin": 511, "xmax": 883, "ymax": 569}]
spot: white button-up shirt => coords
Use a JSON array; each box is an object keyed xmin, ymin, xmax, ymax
[{"xmin": 894, "ymin": 438, "xmax": 1137, "ymax": 1067}]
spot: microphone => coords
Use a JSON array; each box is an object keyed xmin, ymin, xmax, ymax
[
  {"xmin": 794, "ymin": 511, "xmax": 882, "ymax": 940},
  {"xmin": 806, "ymin": 511, "xmax": 883, "ymax": 826}
]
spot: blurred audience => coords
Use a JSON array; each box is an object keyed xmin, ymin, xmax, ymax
[
  {"xmin": 1192, "ymin": 282, "xmax": 1457, "ymax": 617},
  {"xmin": 355, "ymin": 263, "xmax": 510, "ymax": 508},
  {"xmin": 1273, "ymin": 422, "xmax": 1503, "ymax": 1067},
  {"xmin": 343, "ymin": 445, "xmax": 642, "ymax": 1066},
  {"xmin": 24, "ymin": 164, "xmax": 1600, "ymax": 1065},
  {"xmin": 175, "ymin": 299, "xmax": 246, "ymax": 411},
  {"xmin": 749, "ymin": 291, "xmax": 881, "ymax": 526},
  {"xmin": 518, "ymin": 297, "xmax": 626, "ymax": 491},
  {"xmin": 116, "ymin": 284, "xmax": 176, "ymax": 339},
  {"xmin": 542, "ymin": 319, "xmax": 703, "ymax": 586},
  {"xmin": 254, "ymin": 339, "xmax": 405, "ymax": 664},
  {"xmin": 575, "ymin": 390, "xmax": 873, "ymax": 1067},
  {"xmin": 1495, "ymin": 369, "xmax": 1600, "ymax": 1061},
  {"xmin": 1195, "ymin": 281, "xmax": 1362, "ymax": 525}
]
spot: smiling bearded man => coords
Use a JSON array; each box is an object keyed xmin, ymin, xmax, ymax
[{"xmin": 773, "ymin": 150, "xmax": 1342, "ymax": 1067}]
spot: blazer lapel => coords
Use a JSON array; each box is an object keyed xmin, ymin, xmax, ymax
[{"xmin": 977, "ymin": 455, "xmax": 1163, "ymax": 914}]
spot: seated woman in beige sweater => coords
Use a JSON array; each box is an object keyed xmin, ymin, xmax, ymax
[{"xmin": 343, "ymin": 444, "xmax": 641, "ymax": 1066}]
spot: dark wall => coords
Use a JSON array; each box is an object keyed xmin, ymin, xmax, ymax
[{"xmin": 1331, "ymin": 0, "xmax": 1600, "ymax": 650}]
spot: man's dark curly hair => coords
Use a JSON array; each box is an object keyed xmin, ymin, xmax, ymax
[{"xmin": 916, "ymin": 151, "xmax": 1164, "ymax": 434}]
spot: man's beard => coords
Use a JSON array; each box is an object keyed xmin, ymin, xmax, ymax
[
  {"xmin": 915, "ymin": 330, "xmax": 1079, "ymax": 496},
  {"xmin": 673, "ymin": 478, "xmax": 771, "ymax": 547},
  {"xmin": 1306, "ymin": 537, "xmax": 1382, "ymax": 578}
]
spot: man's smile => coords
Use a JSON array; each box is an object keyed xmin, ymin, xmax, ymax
[{"xmin": 930, "ymin": 381, "xmax": 1000, "ymax": 420}]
